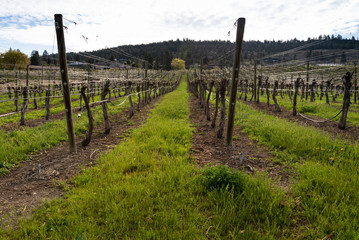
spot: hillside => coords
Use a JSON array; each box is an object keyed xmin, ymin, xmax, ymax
[{"xmin": 64, "ymin": 35, "xmax": 359, "ymax": 69}]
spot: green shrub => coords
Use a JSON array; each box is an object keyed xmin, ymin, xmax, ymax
[{"xmin": 201, "ymin": 165, "xmax": 246, "ymax": 194}]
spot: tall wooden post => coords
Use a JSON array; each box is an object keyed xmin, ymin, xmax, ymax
[
  {"xmin": 26, "ymin": 64, "xmax": 29, "ymax": 88},
  {"xmin": 54, "ymin": 14, "xmax": 76, "ymax": 153},
  {"xmin": 354, "ymin": 62, "xmax": 357, "ymax": 104},
  {"xmin": 305, "ymin": 62, "xmax": 309, "ymax": 101},
  {"xmin": 144, "ymin": 61, "xmax": 148, "ymax": 104},
  {"xmin": 339, "ymin": 72, "xmax": 352, "ymax": 129},
  {"xmin": 226, "ymin": 18, "xmax": 245, "ymax": 146},
  {"xmin": 253, "ymin": 60, "xmax": 257, "ymax": 101},
  {"xmin": 41, "ymin": 65, "xmax": 44, "ymax": 85}
]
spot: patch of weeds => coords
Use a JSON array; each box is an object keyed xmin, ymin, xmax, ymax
[{"xmin": 201, "ymin": 165, "xmax": 245, "ymax": 194}]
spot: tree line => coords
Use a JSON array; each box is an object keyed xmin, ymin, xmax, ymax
[{"xmin": 2, "ymin": 34, "xmax": 358, "ymax": 70}]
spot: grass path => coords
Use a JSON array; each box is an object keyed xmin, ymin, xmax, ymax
[{"xmin": 1, "ymin": 78, "xmax": 290, "ymax": 239}]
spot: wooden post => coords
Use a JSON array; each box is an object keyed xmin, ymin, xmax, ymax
[
  {"xmin": 253, "ymin": 60, "xmax": 257, "ymax": 101},
  {"xmin": 45, "ymin": 89, "xmax": 50, "ymax": 120},
  {"xmin": 128, "ymin": 81, "xmax": 134, "ymax": 118},
  {"xmin": 272, "ymin": 81, "xmax": 281, "ymax": 112},
  {"xmin": 14, "ymin": 87, "xmax": 19, "ymax": 112},
  {"xmin": 256, "ymin": 76, "xmax": 261, "ymax": 103},
  {"xmin": 80, "ymin": 86, "xmax": 93, "ymax": 147},
  {"xmin": 137, "ymin": 83, "xmax": 141, "ymax": 110},
  {"xmin": 211, "ymin": 84, "xmax": 220, "ymax": 128},
  {"xmin": 339, "ymin": 72, "xmax": 352, "ymax": 129},
  {"xmin": 325, "ymin": 80, "xmax": 330, "ymax": 104},
  {"xmin": 354, "ymin": 62, "xmax": 357, "ymax": 104},
  {"xmin": 200, "ymin": 59, "xmax": 204, "ymax": 108},
  {"xmin": 265, "ymin": 77, "xmax": 270, "ymax": 106},
  {"xmin": 144, "ymin": 61, "xmax": 148, "ymax": 104},
  {"xmin": 206, "ymin": 81, "xmax": 214, "ymax": 120},
  {"xmin": 305, "ymin": 62, "xmax": 309, "ymax": 101},
  {"xmin": 20, "ymin": 87, "xmax": 28, "ymax": 125},
  {"xmin": 26, "ymin": 64, "xmax": 29, "ymax": 88},
  {"xmin": 101, "ymin": 80, "xmax": 111, "ymax": 134},
  {"xmin": 293, "ymin": 78, "xmax": 300, "ymax": 116},
  {"xmin": 226, "ymin": 17, "xmax": 245, "ymax": 146},
  {"xmin": 217, "ymin": 78, "xmax": 226, "ymax": 138},
  {"xmin": 54, "ymin": 14, "xmax": 76, "ymax": 153}
]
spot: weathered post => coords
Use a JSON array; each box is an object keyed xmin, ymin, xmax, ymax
[
  {"xmin": 20, "ymin": 87, "xmax": 28, "ymax": 125},
  {"xmin": 253, "ymin": 60, "xmax": 257, "ymax": 101},
  {"xmin": 256, "ymin": 75, "xmax": 261, "ymax": 103},
  {"xmin": 305, "ymin": 61, "xmax": 309, "ymax": 101},
  {"xmin": 45, "ymin": 89, "xmax": 50, "ymax": 120},
  {"xmin": 26, "ymin": 64, "xmax": 29, "ymax": 89},
  {"xmin": 217, "ymin": 78, "xmax": 227, "ymax": 138},
  {"xmin": 293, "ymin": 78, "xmax": 300, "ymax": 116},
  {"xmin": 211, "ymin": 83, "xmax": 220, "ymax": 128},
  {"xmin": 272, "ymin": 80, "xmax": 281, "ymax": 112},
  {"xmin": 354, "ymin": 62, "xmax": 357, "ymax": 104},
  {"xmin": 339, "ymin": 72, "xmax": 352, "ymax": 130},
  {"xmin": 206, "ymin": 80, "xmax": 214, "ymax": 120},
  {"xmin": 54, "ymin": 14, "xmax": 76, "ymax": 153},
  {"xmin": 128, "ymin": 81, "xmax": 134, "ymax": 118},
  {"xmin": 80, "ymin": 86, "xmax": 93, "ymax": 147},
  {"xmin": 144, "ymin": 61, "xmax": 148, "ymax": 104},
  {"xmin": 200, "ymin": 58, "xmax": 204, "ymax": 108},
  {"xmin": 226, "ymin": 17, "xmax": 245, "ymax": 146},
  {"xmin": 101, "ymin": 80, "xmax": 111, "ymax": 134},
  {"xmin": 265, "ymin": 77, "xmax": 270, "ymax": 106}
]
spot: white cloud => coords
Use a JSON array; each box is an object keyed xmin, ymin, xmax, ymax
[{"xmin": 0, "ymin": 0, "xmax": 358, "ymax": 56}]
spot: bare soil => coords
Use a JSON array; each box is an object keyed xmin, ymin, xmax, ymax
[
  {"xmin": 0, "ymin": 96, "xmax": 162, "ymax": 224},
  {"xmin": 188, "ymin": 95, "xmax": 292, "ymax": 190},
  {"xmin": 245, "ymin": 100, "xmax": 359, "ymax": 142}
]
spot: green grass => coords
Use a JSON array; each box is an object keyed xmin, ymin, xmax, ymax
[
  {"xmin": 237, "ymin": 102, "xmax": 359, "ymax": 238},
  {"xmin": 1, "ymin": 77, "xmax": 292, "ymax": 239},
  {"xmin": 0, "ymin": 90, "xmax": 140, "ymax": 175},
  {"xmin": 245, "ymin": 90, "xmax": 359, "ymax": 126},
  {"xmin": 0, "ymin": 92, "xmax": 102, "ymax": 126}
]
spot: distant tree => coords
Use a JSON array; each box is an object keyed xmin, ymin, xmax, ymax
[
  {"xmin": 244, "ymin": 51, "xmax": 248, "ymax": 59},
  {"xmin": 2, "ymin": 48, "xmax": 28, "ymax": 69},
  {"xmin": 144, "ymin": 52, "xmax": 153, "ymax": 69},
  {"xmin": 42, "ymin": 50, "xmax": 49, "ymax": 65},
  {"xmin": 171, "ymin": 58, "xmax": 185, "ymax": 70},
  {"xmin": 30, "ymin": 50, "xmax": 40, "ymax": 65}
]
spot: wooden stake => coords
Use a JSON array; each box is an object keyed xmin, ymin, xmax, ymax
[
  {"xmin": 354, "ymin": 62, "xmax": 357, "ymax": 104},
  {"xmin": 293, "ymin": 78, "xmax": 300, "ymax": 116},
  {"xmin": 54, "ymin": 14, "xmax": 76, "ymax": 153},
  {"xmin": 226, "ymin": 17, "xmax": 245, "ymax": 146},
  {"xmin": 253, "ymin": 60, "xmax": 257, "ymax": 101},
  {"xmin": 20, "ymin": 87, "xmax": 28, "ymax": 125},
  {"xmin": 101, "ymin": 80, "xmax": 110, "ymax": 134},
  {"xmin": 305, "ymin": 62, "xmax": 309, "ymax": 101},
  {"xmin": 339, "ymin": 72, "xmax": 352, "ymax": 129},
  {"xmin": 80, "ymin": 86, "xmax": 93, "ymax": 147}
]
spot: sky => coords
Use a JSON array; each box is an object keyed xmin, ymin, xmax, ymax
[{"xmin": 0, "ymin": 0, "xmax": 359, "ymax": 57}]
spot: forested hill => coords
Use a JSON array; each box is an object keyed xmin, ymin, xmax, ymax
[{"xmin": 66, "ymin": 35, "xmax": 359, "ymax": 69}]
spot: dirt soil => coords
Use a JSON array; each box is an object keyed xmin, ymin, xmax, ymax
[
  {"xmin": 0, "ymin": 96, "xmax": 162, "ymax": 224},
  {"xmin": 245, "ymin": 100, "xmax": 359, "ymax": 142},
  {"xmin": 188, "ymin": 95, "xmax": 292, "ymax": 190}
]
